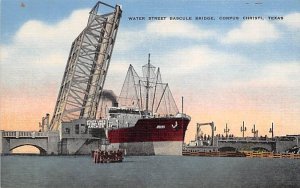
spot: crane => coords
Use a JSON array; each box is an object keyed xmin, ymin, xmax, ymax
[{"xmin": 196, "ymin": 122, "xmax": 215, "ymax": 146}]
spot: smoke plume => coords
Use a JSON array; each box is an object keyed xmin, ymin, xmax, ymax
[{"xmin": 101, "ymin": 90, "xmax": 118, "ymax": 104}]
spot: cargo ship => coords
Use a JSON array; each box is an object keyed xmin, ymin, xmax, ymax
[{"xmin": 106, "ymin": 54, "xmax": 191, "ymax": 155}]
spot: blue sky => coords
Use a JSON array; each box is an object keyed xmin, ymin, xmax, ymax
[
  {"xmin": 2, "ymin": 0, "xmax": 300, "ymax": 42},
  {"xmin": 1, "ymin": 0, "xmax": 300, "ymax": 139}
]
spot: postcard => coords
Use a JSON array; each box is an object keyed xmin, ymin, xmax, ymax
[{"xmin": 1, "ymin": 0, "xmax": 299, "ymax": 187}]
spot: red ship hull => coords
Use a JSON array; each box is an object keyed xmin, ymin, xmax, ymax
[{"xmin": 108, "ymin": 117, "xmax": 190, "ymax": 155}]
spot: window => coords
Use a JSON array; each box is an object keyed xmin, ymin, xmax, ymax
[
  {"xmin": 110, "ymin": 114, "xmax": 117, "ymax": 118},
  {"xmin": 75, "ymin": 124, "xmax": 79, "ymax": 134},
  {"xmin": 65, "ymin": 128, "xmax": 70, "ymax": 134},
  {"xmin": 81, "ymin": 124, "xmax": 87, "ymax": 134}
]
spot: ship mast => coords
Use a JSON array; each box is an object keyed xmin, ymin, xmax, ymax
[{"xmin": 145, "ymin": 53, "xmax": 151, "ymax": 116}]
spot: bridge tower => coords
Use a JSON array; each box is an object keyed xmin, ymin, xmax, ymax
[{"xmin": 50, "ymin": 2, "xmax": 122, "ymax": 130}]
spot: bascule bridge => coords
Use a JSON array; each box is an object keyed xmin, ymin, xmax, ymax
[{"xmin": 1, "ymin": 1, "xmax": 122, "ymax": 155}]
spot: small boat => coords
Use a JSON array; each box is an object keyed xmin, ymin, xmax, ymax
[{"xmin": 92, "ymin": 149, "xmax": 124, "ymax": 163}]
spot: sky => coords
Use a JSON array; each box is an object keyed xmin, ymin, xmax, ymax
[{"xmin": 1, "ymin": 0, "xmax": 300, "ymax": 145}]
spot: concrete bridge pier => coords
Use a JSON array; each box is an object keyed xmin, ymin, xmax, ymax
[
  {"xmin": 47, "ymin": 131, "xmax": 59, "ymax": 155},
  {"xmin": 0, "ymin": 131, "xmax": 10, "ymax": 154}
]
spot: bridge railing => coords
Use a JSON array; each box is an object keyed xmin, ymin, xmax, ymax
[
  {"xmin": 217, "ymin": 137, "xmax": 276, "ymax": 143},
  {"xmin": 217, "ymin": 136, "xmax": 274, "ymax": 141},
  {"xmin": 2, "ymin": 131, "xmax": 48, "ymax": 138}
]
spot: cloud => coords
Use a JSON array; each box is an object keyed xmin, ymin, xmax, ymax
[
  {"xmin": 1, "ymin": 7, "xmax": 177, "ymax": 96},
  {"xmin": 280, "ymin": 12, "xmax": 300, "ymax": 30},
  {"xmin": 221, "ymin": 20, "xmax": 280, "ymax": 44},
  {"xmin": 114, "ymin": 29, "xmax": 147, "ymax": 52},
  {"xmin": 146, "ymin": 20, "xmax": 215, "ymax": 39},
  {"xmin": 115, "ymin": 20, "xmax": 215, "ymax": 52},
  {"xmin": 14, "ymin": 9, "xmax": 89, "ymax": 49},
  {"xmin": 237, "ymin": 61, "xmax": 300, "ymax": 88},
  {"xmin": 159, "ymin": 45, "xmax": 247, "ymax": 75},
  {"xmin": 0, "ymin": 9, "xmax": 89, "ymax": 90}
]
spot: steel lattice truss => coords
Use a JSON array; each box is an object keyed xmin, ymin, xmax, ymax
[{"xmin": 50, "ymin": 2, "xmax": 122, "ymax": 130}]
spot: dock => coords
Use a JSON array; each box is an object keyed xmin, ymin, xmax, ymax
[
  {"xmin": 243, "ymin": 151, "xmax": 300, "ymax": 159},
  {"xmin": 182, "ymin": 149, "xmax": 300, "ymax": 159}
]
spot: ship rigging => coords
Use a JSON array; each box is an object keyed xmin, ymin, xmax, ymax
[{"xmin": 117, "ymin": 53, "xmax": 179, "ymax": 118}]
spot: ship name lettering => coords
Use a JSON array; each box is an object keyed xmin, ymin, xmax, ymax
[
  {"xmin": 156, "ymin": 125, "xmax": 165, "ymax": 129},
  {"xmin": 87, "ymin": 120, "xmax": 106, "ymax": 128},
  {"xmin": 97, "ymin": 120, "xmax": 106, "ymax": 128}
]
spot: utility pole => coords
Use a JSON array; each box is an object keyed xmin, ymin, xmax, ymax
[
  {"xmin": 224, "ymin": 123, "xmax": 230, "ymax": 138},
  {"xmin": 241, "ymin": 121, "xmax": 247, "ymax": 138},
  {"xmin": 251, "ymin": 124, "xmax": 258, "ymax": 138},
  {"xmin": 181, "ymin": 96, "xmax": 184, "ymax": 145},
  {"xmin": 181, "ymin": 96, "xmax": 183, "ymax": 115},
  {"xmin": 212, "ymin": 122, "xmax": 216, "ymax": 146},
  {"xmin": 269, "ymin": 122, "xmax": 274, "ymax": 138}
]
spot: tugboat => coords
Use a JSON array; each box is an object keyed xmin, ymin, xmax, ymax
[
  {"xmin": 92, "ymin": 149, "xmax": 124, "ymax": 163},
  {"xmin": 92, "ymin": 125, "xmax": 124, "ymax": 163}
]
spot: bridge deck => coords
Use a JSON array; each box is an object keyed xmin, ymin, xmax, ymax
[
  {"xmin": 2, "ymin": 131, "xmax": 48, "ymax": 138},
  {"xmin": 218, "ymin": 139, "xmax": 276, "ymax": 143}
]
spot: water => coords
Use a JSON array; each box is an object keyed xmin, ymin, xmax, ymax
[{"xmin": 1, "ymin": 155, "xmax": 299, "ymax": 188}]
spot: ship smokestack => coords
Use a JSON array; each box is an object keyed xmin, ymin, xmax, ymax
[{"xmin": 101, "ymin": 90, "xmax": 118, "ymax": 107}]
